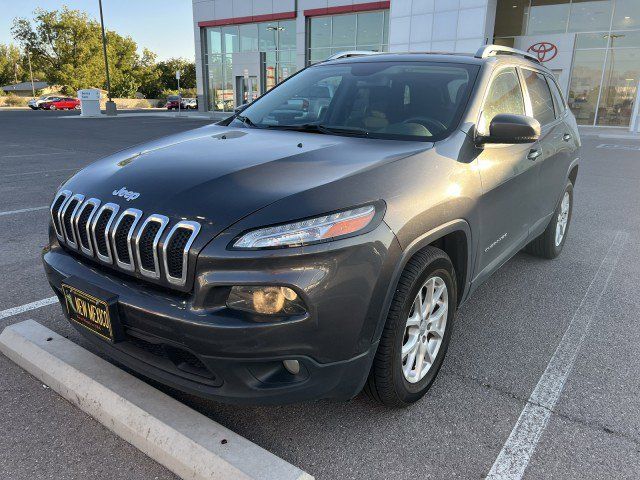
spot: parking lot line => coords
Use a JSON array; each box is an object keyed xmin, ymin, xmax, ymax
[
  {"xmin": 2, "ymin": 168, "xmax": 77, "ymax": 178},
  {"xmin": 0, "ymin": 152, "xmax": 67, "ymax": 159},
  {"xmin": 0, "ymin": 297, "xmax": 58, "ymax": 321},
  {"xmin": 0, "ymin": 320, "xmax": 314, "ymax": 480},
  {"xmin": 486, "ymin": 231, "xmax": 628, "ymax": 480},
  {"xmin": 0, "ymin": 206, "xmax": 49, "ymax": 217}
]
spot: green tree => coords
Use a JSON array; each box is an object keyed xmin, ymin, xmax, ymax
[
  {"xmin": 11, "ymin": 7, "xmax": 143, "ymax": 95},
  {"xmin": 157, "ymin": 58, "xmax": 196, "ymax": 91},
  {"xmin": 0, "ymin": 44, "xmax": 24, "ymax": 85}
]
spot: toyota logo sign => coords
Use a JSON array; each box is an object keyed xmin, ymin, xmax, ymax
[{"xmin": 527, "ymin": 42, "xmax": 558, "ymax": 62}]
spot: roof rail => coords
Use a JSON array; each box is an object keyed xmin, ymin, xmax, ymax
[
  {"xmin": 326, "ymin": 50, "xmax": 381, "ymax": 61},
  {"xmin": 475, "ymin": 44, "xmax": 540, "ymax": 64}
]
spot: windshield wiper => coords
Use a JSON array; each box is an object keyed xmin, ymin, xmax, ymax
[{"xmin": 266, "ymin": 123, "xmax": 370, "ymax": 137}]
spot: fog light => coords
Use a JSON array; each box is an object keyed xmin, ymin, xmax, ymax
[
  {"xmin": 283, "ymin": 359, "xmax": 300, "ymax": 375},
  {"xmin": 226, "ymin": 286, "xmax": 306, "ymax": 315}
]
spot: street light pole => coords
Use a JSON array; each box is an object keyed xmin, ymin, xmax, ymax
[
  {"xmin": 98, "ymin": 0, "xmax": 117, "ymax": 115},
  {"xmin": 26, "ymin": 48, "xmax": 35, "ymax": 99}
]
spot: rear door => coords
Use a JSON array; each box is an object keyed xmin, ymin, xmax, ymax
[
  {"xmin": 519, "ymin": 68, "xmax": 569, "ymax": 235},
  {"xmin": 474, "ymin": 66, "xmax": 540, "ymax": 284}
]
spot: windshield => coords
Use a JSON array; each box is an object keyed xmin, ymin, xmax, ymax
[{"xmin": 230, "ymin": 61, "xmax": 479, "ymax": 141}]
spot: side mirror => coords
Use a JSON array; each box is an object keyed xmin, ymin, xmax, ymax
[{"xmin": 477, "ymin": 114, "xmax": 541, "ymax": 145}]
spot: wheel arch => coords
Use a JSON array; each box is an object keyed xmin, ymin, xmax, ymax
[{"xmin": 372, "ymin": 219, "xmax": 473, "ymax": 342}]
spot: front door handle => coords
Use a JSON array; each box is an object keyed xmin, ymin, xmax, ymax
[
  {"xmin": 563, "ymin": 133, "xmax": 572, "ymax": 142},
  {"xmin": 528, "ymin": 149, "xmax": 542, "ymax": 161}
]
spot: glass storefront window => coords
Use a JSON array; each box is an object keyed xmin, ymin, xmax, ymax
[
  {"xmin": 568, "ymin": 49, "xmax": 607, "ymax": 124},
  {"xmin": 575, "ymin": 32, "xmax": 609, "ymax": 48},
  {"xmin": 308, "ymin": 11, "xmax": 390, "ymax": 64},
  {"xmin": 239, "ymin": 24, "xmax": 258, "ymax": 52},
  {"xmin": 597, "ymin": 47, "xmax": 640, "ymax": 125},
  {"xmin": 258, "ymin": 22, "xmax": 277, "ymax": 50},
  {"xmin": 495, "ymin": 0, "xmax": 529, "ymax": 37},
  {"xmin": 527, "ymin": 0, "xmax": 570, "ymax": 34},
  {"xmin": 568, "ymin": 0, "xmax": 613, "ymax": 32},
  {"xmin": 608, "ymin": 30, "xmax": 640, "ymax": 47},
  {"xmin": 613, "ymin": 0, "xmax": 640, "ymax": 29},
  {"xmin": 279, "ymin": 20, "xmax": 297, "ymax": 50},
  {"xmin": 310, "ymin": 17, "xmax": 331, "ymax": 48},
  {"xmin": 208, "ymin": 29, "xmax": 222, "ymax": 54},
  {"xmin": 357, "ymin": 12, "xmax": 384, "ymax": 46},
  {"xmin": 332, "ymin": 14, "xmax": 357, "ymax": 47},
  {"xmin": 221, "ymin": 26, "xmax": 239, "ymax": 54}
]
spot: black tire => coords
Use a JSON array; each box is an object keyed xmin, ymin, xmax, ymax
[
  {"xmin": 525, "ymin": 181, "xmax": 573, "ymax": 259},
  {"xmin": 364, "ymin": 246, "xmax": 457, "ymax": 407}
]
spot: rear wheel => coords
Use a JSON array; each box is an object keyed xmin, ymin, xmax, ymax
[
  {"xmin": 525, "ymin": 181, "xmax": 573, "ymax": 259},
  {"xmin": 50, "ymin": 105, "xmax": 57, "ymax": 110},
  {"xmin": 365, "ymin": 246, "xmax": 457, "ymax": 407}
]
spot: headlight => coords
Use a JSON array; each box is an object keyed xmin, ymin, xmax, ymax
[
  {"xmin": 226, "ymin": 286, "xmax": 306, "ymax": 315},
  {"xmin": 233, "ymin": 205, "xmax": 377, "ymax": 249}
]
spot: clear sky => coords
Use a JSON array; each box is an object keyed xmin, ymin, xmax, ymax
[{"xmin": 0, "ymin": 0, "xmax": 195, "ymax": 61}]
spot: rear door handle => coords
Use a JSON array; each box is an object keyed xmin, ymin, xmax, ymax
[
  {"xmin": 528, "ymin": 149, "xmax": 542, "ymax": 161},
  {"xmin": 563, "ymin": 133, "xmax": 572, "ymax": 142}
]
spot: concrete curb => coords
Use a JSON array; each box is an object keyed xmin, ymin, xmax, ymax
[{"xmin": 0, "ymin": 320, "xmax": 313, "ymax": 480}]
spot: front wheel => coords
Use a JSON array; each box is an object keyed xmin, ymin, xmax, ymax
[
  {"xmin": 50, "ymin": 105, "xmax": 56, "ymax": 110},
  {"xmin": 365, "ymin": 246, "xmax": 457, "ymax": 407},
  {"xmin": 525, "ymin": 181, "xmax": 573, "ymax": 259}
]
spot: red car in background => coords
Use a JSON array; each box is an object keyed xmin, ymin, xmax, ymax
[
  {"xmin": 165, "ymin": 95, "xmax": 181, "ymax": 110},
  {"xmin": 40, "ymin": 97, "xmax": 80, "ymax": 110}
]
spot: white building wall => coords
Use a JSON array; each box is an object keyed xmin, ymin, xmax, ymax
[{"xmin": 388, "ymin": 0, "xmax": 496, "ymax": 54}]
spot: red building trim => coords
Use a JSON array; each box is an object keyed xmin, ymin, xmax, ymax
[
  {"xmin": 304, "ymin": 1, "xmax": 390, "ymax": 17},
  {"xmin": 198, "ymin": 11, "xmax": 296, "ymax": 28}
]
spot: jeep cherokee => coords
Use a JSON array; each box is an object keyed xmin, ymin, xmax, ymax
[{"xmin": 43, "ymin": 46, "xmax": 580, "ymax": 406}]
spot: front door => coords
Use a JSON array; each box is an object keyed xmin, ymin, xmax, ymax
[{"xmin": 473, "ymin": 66, "xmax": 540, "ymax": 285}]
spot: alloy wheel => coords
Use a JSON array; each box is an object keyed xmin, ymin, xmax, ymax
[
  {"xmin": 401, "ymin": 276, "xmax": 448, "ymax": 383},
  {"xmin": 555, "ymin": 191, "xmax": 570, "ymax": 246}
]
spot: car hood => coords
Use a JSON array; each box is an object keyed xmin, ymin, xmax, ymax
[{"xmin": 62, "ymin": 124, "xmax": 432, "ymax": 237}]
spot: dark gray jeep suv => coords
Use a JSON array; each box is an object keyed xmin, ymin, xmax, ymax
[{"xmin": 43, "ymin": 46, "xmax": 580, "ymax": 406}]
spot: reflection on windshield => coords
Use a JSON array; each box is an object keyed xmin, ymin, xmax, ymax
[{"xmin": 230, "ymin": 61, "xmax": 478, "ymax": 141}]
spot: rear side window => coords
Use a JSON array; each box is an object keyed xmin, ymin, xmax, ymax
[
  {"xmin": 546, "ymin": 76, "xmax": 566, "ymax": 116},
  {"xmin": 522, "ymin": 69, "xmax": 555, "ymax": 125},
  {"xmin": 479, "ymin": 67, "xmax": 525, "ymax": 135}
]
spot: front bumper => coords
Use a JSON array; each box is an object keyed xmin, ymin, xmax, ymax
[{"xmin": 43, "ymin": 223, "xmax": 399, "ymax": 404}]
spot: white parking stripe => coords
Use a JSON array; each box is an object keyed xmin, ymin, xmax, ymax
[
  {"xmin": 2, "ymin": 168, "xmax": 76, "ymax": 178},
  {"xmin": 486, "ymin": 231, "xmax": 628, "ymax": 480},
  {"xmin": 0, "ymin": 152, "xmax": 67, "ymax": 159},
  {"xmin": 0, "ymin": 206, "xmax": 48, "ymax": 217},
  {"xmin": 0, "ymin": 297, "xmax": 58, "ymax": 321}
]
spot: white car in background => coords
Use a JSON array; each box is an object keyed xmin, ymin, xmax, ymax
[{"xmin": 28, "ymin": 95, "xmax": 61, "ymax": 110}]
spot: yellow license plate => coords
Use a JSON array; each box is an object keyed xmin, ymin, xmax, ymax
[{"xmin": 61, "ymin": 283, "xmax": 114, "ymax": 341}]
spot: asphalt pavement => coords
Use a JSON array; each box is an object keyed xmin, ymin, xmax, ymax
[{"xmin": 1, "ymin": 109, "xmax": 639, "ymax": 479}]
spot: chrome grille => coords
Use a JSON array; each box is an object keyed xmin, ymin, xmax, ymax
[
  {"xmin": 135, "ymin": 214, "xmax": 169, "ymax": 279},
  {"xmin": 74, "ymin": 198, "xmax": 101, "ymax": 256},
  {"xmin": 91, "ymin": 203, "xmax": 120, "ymax": 263},
  {"xmin": 50, "ymin": 190, "xmax": 71, "ymax": 240},
  {"xmin": 61, "ymin": 194, "xmax": 84, "ymax": 249},
  {"xmin": 50, "ymin": 190, "xmax": 200, "ymax": 288},
  {"xmin": 111, "ymin": 208, "xmax": 142, "ymax": 272},
  {"xmin": 163, "ymin": 221, "xmax": 201, "ymax": 286}
]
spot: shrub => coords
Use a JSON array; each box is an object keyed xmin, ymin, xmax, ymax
[{"xmin": 4, "ymin": 94, "xmax": 27, "ymax": 107}]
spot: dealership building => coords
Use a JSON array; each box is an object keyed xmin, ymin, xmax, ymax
[{"xmin": 192, "ymin": 0, "xmax": 640, "ymax": 128}]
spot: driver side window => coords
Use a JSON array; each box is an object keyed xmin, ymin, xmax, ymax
[{"xmin": 479, "ymin": 68, "xmax": 525, "ymax": 135}]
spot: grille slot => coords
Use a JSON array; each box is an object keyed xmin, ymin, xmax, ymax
[
  {"xmin": 162, "ymin": 221, "xmax": 201, "ymax": 286},
  {"xmin": 111, "ymin": 208, "xmax": 142, "ymax": 271},
  {"xmin": 91, "ymin": 203, "xmax": 120, "ymax": 263},
  {"xmin": 135, "ymin": 214, "xmax": 169, "ymax": 279},
  {"xmin": 50, "ymin": 190, "xmax": 71, "ymax": 240},
  {"xmin": 74, "ymin": 198, "xmax": 101, "ymax": 256},
  {"xmin": 60, "ymin": 194, "xmax": 84, "ymax": 249}
]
